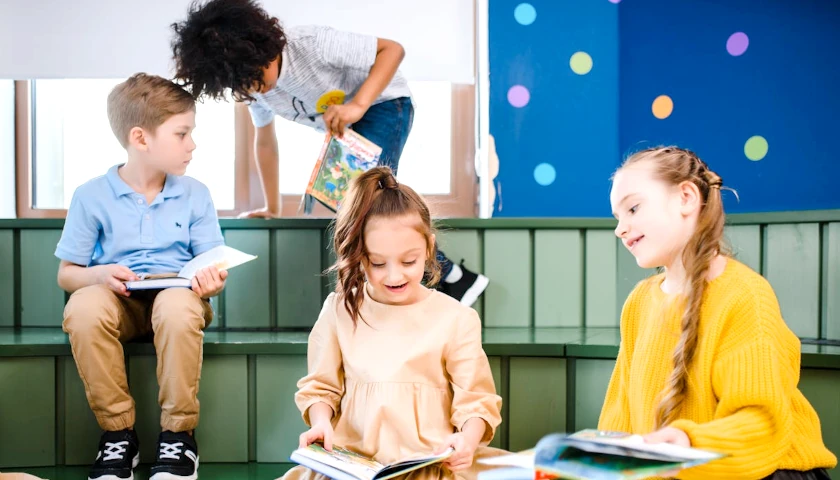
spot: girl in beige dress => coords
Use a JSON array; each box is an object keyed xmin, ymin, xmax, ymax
[{"xmin": 279, "ymin": 167, "xmax": 506, "ymax": 480}]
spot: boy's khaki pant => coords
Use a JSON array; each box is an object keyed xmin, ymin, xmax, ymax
[{"xmin": 62, "ymin": 284, "xmax": 213, "ymax": 433}]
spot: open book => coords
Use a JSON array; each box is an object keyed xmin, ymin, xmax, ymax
[
  {"xmin": 124, "ymin": 245, "xmax": 257, "ymax": 291},
  {"xmin": 478, "ymin": 429, "xmax": 725, "ymax": 480},
  {"xmin": 304, "ymin": 129, "xmax": 382, "ymax": 213},
  {"xmin": 290, "ymin": 444, "xmax": 454, "ymax": 480}
]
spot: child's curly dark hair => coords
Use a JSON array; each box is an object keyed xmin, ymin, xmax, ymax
[{"xmin": 170, "ymin": 0, "xmax": 286, "ymax": 102}]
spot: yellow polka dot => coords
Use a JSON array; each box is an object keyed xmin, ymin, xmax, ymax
[
  {"xmin": 652, "ymin": 95, "xmax": 674, "ymax": 119},
  {"xmin": 316, "ymin": 90, "xmax": 346, "ymax": 113},
  {"xmin": 569, "ymin": 52, "xmax": 593, "ymax": 75}
]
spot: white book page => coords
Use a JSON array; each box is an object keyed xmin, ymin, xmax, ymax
[
  {"xmin": 177, "ymin": 245, "xmax": 257, "ymax": 279},
  {"xmin": 293, "ymin": 447, "xmax": 383, "ymax": 480}
]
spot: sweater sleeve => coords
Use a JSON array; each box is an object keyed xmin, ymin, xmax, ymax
[
  {"xmin": 597, "ymin": 284, "xmax": 643, "ymax": 433},
  {"xmin": 670, "ymin": 285, "xmax": 798, "ymax": 479}
]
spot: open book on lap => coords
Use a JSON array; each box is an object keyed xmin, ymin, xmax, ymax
[
  {"xmin": 479, "ymin": 429, "xmax": 725, "ymax": 480},
  {"xmin": 123, "ymin": 245, "xmax": 257, "ymax": 291},
  {"xmin": 290, "ymin": 444, "xmax": 454, "ymax": 480}
]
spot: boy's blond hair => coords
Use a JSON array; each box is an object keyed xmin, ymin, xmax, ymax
[{"xmin": 107, "ymin": 73, "xmax": 195, "ymax": 149}]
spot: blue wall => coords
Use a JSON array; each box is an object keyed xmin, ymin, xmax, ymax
[{"xmin": 490, "ymin": 0, "xmax": 840, "ymax": 217}]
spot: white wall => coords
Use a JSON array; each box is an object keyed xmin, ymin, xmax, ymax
[
  {"xmin": 0, "ymin": 0, "xmax": 474, "ymax": 83},
  {"xmin": 0, "ymin": 80, "xmax": 15, "ymax": 218}
]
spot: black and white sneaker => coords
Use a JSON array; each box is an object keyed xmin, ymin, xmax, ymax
[
  {"xmin": 88, "ymin": 429, "xmax": 140, "ymax": 480},
  {"xmin": 439, "ymin": 260, "xmax": 490, "ymax": 307},
  {"xmin": 149, "ymin": 431, "xmax": 199, "ymax": 480}
]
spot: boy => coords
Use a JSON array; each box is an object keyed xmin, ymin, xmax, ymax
[
  {"xmin": 170, "ymin": 0, "xmax": 490, "ymax": 307},
  {"xmin": 56, "ymin": 73, "xmax": 225, "ymax": 480}
]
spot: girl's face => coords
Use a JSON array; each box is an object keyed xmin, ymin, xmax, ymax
[
  {"xmin": 610, "ymin": 162, "xmax": 699, "ymax": 269},
  {"xmin": 363, "ymin": 214, "xmax": 433, "ymax": 306}
]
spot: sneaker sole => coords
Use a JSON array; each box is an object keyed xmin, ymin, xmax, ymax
[
  {"xmin": 88, "ymin": 452, "xmax": 140, "ymax": 480},
  {"xmin": 149, "ymin": 455, "xmax": 199, "ymax": 480},
  {"xmin": 460, "ymin": 274, "xmax": 489, "ymax": 307}
]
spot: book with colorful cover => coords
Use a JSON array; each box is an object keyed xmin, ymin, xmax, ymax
[
  {"xmin": 478, "ymin": 429, "xmax": 726, "ymax": 480},
  {"xmin": 304, "ymin": 129, "xmax": 382, "ymax": 213},
  {"xmin": 290, "ymin": 444, "xmax": 454, "ymax": 480}
]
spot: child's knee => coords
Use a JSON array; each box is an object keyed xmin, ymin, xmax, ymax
[
  {"xmin": 152, "ymin": 288, "xmax": 211, "ymax": 332},
  {"xmin": 63, "ymin": 284, "xmax": 121, "ymax": 335}
]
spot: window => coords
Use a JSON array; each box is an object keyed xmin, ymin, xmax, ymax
[
  {"xmin": 15, "ymin": 80, "xmax": 475, "ymax": 218},
  {"xmin": 27, "ymin": 79, "xmax": 236, "ymax": 211}
]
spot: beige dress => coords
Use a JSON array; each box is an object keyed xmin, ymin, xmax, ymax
[{"xmin": 279, "ymin": 288, "xmax": 508, "ymax": 480}]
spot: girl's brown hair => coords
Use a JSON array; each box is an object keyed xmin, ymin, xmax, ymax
[
  {"xmin": 619, "ymin": 146, "xmax": 729, "ymax": 429},
  {"xmin": 329, "ymin": 166, "xmax": 440, "ymax": 327}
]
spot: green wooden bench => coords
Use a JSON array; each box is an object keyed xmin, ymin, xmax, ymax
[{"xmin": 0, "ymin": 214, "xmax": 838, "ymax": 476}]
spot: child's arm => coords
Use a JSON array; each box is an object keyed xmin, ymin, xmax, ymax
[
  {"xmin": 597, "ymin": 296, "xmax": 639, "ymax": 432},
  {"xmin": 295, "ymin": 295, "xmax": 345, "ymax": 426},
  {"xmin": 444, "ymin": 309, "xmax": 502, "ymax": 446},
  {"xmin": 322, "ymin": 37, "xmax": 405, "ymax": 137},
  {"xmin": 57, "ymin": 260, "xmax": 139, "ymax": 296}
]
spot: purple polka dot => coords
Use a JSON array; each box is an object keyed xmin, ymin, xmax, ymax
[
  {"xmin": 507, "ymin": 85, "xmax": 530, "ymax": 108},
  {"xmin": 727, "ymin": 32, "xmax": 749, "ymax": 56},
  {"xmin": 608, "ymin": 0, "xmax": 621, "ymax": 3}
]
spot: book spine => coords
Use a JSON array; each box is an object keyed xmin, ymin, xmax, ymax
[{"xmin": 306, "ymin": 132, "xmax": 333, "ymax": 194}]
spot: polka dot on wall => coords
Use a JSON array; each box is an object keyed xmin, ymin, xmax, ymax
[
  {"xmin": 744, "ymin": 135, "xmax": 768, "ymax": 161},
  {"xmin": 727, "ymin": 32, "xmax": 749, "ymax": 56},
  {"xmin": 507, "ymin": 85, "xmax": 530, "ymax": 108},
  {"xmin": 608, "ymin": 0, "xmax": 622, "ymax": 3},
  {"xmin": 514, "ymin": 3, "xmax": 537, "ymax": 25},
  {"xmin": 570, "ymin": 52, "xmax": 593, "ymax": 75},
  {"xmin": 651, "ymin": 95, "xmax": 674, "ymax": 119},
  {"xmin": 534, "ymin": 163, "xmax": 557, "ymax": 186}
]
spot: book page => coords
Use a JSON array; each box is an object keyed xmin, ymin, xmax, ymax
[
  {"xmin": 567, "ymin": 430, "xmax": 722, "ymax": 462},
  {"xmin": 177, "ymin": 245, "xmax": 257, "ymax": 280},
  {"xmin": 294, "ymin": 445, "xmax": 383, "ymax": 480}
]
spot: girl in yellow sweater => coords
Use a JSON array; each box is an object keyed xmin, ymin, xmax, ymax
[{"xmin": 599, "ymin": 146, "xmax": 836, "ymax": 479}]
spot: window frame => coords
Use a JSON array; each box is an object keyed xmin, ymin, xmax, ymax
[{"xmin": 14, "ymin": 81, "xmax": 477, "ymax": 219}]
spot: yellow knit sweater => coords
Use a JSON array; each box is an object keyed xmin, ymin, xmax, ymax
[{"xmin": 598, "ymin": 258, "xmax": 836, "ymax": 479}]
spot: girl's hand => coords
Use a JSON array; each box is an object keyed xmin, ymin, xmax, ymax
[
  {"xmin": 435, "ymin": 432, "xmax": 479, "ymax": 472},
  {"xmin": 299, "ymin": 419, "xmax": 335, "ymax": 451},
  {"xmin": 643, "ymin": 426, "xmax": 691, "ymax": 447}
]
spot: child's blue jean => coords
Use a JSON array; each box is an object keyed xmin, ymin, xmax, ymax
[{"xmin": 352, "ymin": 97, "xmax": 454, "ymax": 280}]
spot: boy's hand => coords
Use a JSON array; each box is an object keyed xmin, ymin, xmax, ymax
[
  {"xmin": 94, "ymin": 264, "xmax": 140, "ymax": 297},
  {"xmin": 435, "ymin": 432, "xmax": 479, "ymax": 472},
  {"xmin": 299, "ymin": 419, "xmax": 335, "ymax": 451},
  {"xmin": 191, "ymin": 266, "xmax": 228, "ymax": 299},
  {"xmin": 237, "ymin": 206, "xmax": 281, "ymax": 219},
  {"xmin": 323, "ymin": 101, "xmax": 367, "ymax": 137}
]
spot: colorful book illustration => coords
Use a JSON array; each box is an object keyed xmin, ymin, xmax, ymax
[
  {"xmin": 290, "ymin": 444, "xmax": 454, "ymax": 480},
  {"xmin": 478, "ymin": 429, "xmax": 726, "ymax": 480},
  {"xmin": 304, "ymin": 129, "xmax": 382, "ymax": 213},
  {"xmin": 123, "ymin": 245, "xmax": 257, "ymax": 290}
]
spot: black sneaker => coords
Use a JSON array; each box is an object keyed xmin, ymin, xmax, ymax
[
  {"xmin": 149, "ymin": 431, "xmax": 199, "ymax": 480},
  {"xmin": 439, "ymin": 260, "xmax": 490, "ymax": 307},
  {"xmin": 88, "ymin": 429, "xmax": 140, "ymax": 480}
]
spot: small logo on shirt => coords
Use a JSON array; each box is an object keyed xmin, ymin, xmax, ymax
[{"xmin": 175, "ymin": 222, "xmax": 182, "ymax": 228}]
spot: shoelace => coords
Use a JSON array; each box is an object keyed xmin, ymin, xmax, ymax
[
  {"xmin": 102, "ymin": 441, "xmax": 129, "ymax": 461},
  {"xmin": 159, "ymin": 442, "xmax": 184, "ymax": 460}
]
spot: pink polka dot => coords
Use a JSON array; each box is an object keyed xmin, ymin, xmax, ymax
[
  {"xmin": 507, "ymin": 85, "xmax": 530, "ymax": 108},
  {"xmin": 727, "ymin": 32, "xmax": 749, "ymax": 56}
]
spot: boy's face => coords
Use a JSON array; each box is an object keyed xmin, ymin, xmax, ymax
[
  {"xmin": 254, "ymin": 57, "xmax": 280, "ymax": 93},
  {"xmin": 142, "ymin": 110, "xmax": 197, "ymax": 176}
]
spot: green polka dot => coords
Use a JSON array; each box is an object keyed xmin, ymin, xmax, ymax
[
  {"xmin": 744, "ymin": 135, "xmax": 768, "ymax": 161},
  {"xmin": 569, "ymin": 52, "xmax": 593, "ymax": 75}
]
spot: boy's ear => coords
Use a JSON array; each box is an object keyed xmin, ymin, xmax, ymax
[{"xmin": 127, "ymin": 126, "xmax": 150, "ymax": 151}]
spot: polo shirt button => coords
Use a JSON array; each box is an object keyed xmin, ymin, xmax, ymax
[{"xmin": 137, "ymin": 199, "xmax": 143, "ymax": 204}]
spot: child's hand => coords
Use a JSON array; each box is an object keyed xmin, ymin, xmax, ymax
[
  {"xmin": 323, "ymin": 101, "xmax": 367, "ymax": 137},
  {"xmin": 643, "ymin": 426, "xmax": 691, "ymax": 447},
  {"xmin": 94, "ymin": 264, "xmax": 140, "ymax": 297},
  {"xmin": 191, "ymin": 266, "xmax": 228, "ymax": 299},
  {"xmin": 435, "ymin": 432, "xmax": 480, "ymax": 472},
  {"xmin": 299, "ymin": 419, "xmax": 335, "ymax": 451}
]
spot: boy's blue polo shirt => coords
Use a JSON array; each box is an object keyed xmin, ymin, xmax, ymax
[{"xmin": 55, "ymin": 164, "xmax": 224, "ymax": 275}]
